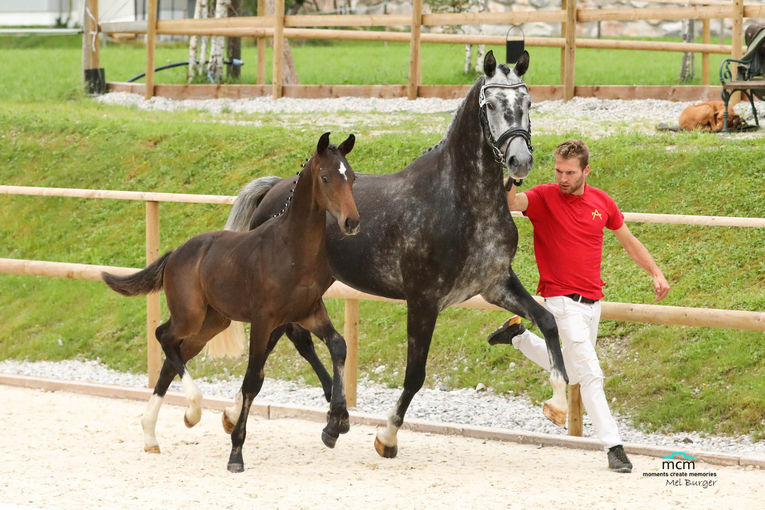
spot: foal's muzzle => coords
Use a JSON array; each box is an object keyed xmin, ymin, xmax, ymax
[{"xmin": 342, "ymin": 215, "xmax": 360, "ymax": 236}]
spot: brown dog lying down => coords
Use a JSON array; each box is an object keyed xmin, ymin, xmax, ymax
[{"xmin": 679, "ymin": 101, "xmax": 742, "ymax": 131}]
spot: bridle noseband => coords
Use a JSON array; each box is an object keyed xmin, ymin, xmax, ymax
[{"xmin": 478, "ymin": 81, "xmax": 533, "ymax": 186}]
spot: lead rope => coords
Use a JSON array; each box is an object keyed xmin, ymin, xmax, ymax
[{"xmin": 272, "ymin": 157, "xmax": 307, "ymax": 219}]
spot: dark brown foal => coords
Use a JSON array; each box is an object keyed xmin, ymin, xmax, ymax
[{"xmin": 103, "ymin": 132, "xmax": 359, "ymax": 472}]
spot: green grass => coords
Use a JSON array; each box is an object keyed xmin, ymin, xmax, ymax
[
  {"xmin": 0, "ymin": 35, "xmax": 763, "ymax": 442},
  {"xmin": 0, "ymin": 34, "xmax": 732, "ymax": 103}
]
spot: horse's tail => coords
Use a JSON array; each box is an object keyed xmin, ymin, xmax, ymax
[
  {"xmin": 102, "ymin": 250, "xmax": 173, "ymax": 297},
  {"xmin": 224, "ymin": 176, "xmax": 282, "ymax": 232}
]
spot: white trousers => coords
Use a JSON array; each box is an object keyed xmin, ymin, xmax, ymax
[{"xmin": 512, "ymin": 296, "xmax": 621, "ymax": 449}]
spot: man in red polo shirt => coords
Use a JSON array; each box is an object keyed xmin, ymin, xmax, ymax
[{"xmin": 488, "ymin": 139, "xmax": 670, "ymax": 473}]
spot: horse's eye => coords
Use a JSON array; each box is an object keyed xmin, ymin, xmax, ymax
[
  {"xmin": 321, "ymin": 175, "xmax": 329, "ymax": 184},
  {"xmin": 487, "ymin": 103, "xmax": 495, "ymax": 110}
]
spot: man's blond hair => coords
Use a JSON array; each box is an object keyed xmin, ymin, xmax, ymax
[{"xmin": 554, "ymin": 139, "xmax": 589, "ymax": 169}]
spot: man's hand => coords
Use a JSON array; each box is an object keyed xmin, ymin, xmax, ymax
[{"xmin": 652, "ymin": 273, "xmax": 670, "ymax": 302}]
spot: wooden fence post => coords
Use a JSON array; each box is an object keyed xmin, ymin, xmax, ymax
[
  {"xmin": 272, "ymin": 0, "xmax": 285, "ymax": 99},
  {"xmin": 730, "ymin": 0, "xmax": 744, "ymax": 104},
  {"xmin": 408, "ymin": 0, "xmax": 422, "ymax": 100},
  {"xmin": 702, "ymin": 18, "xmax": 710, "ymax": 86},
  {"xmin": 563, "ymin": 0, "xmax": 577, "ymax": 101},
  {"xmin": 145, "ymin": 0, "xmax": 158, "ymax": 100},
  {"xmin": 81, "ymin": 0, "xmax": 99, "ymax": 87},
  {"xmin": 560, "ymin": 0, "xmax": 567, "ymax": 85},
  {"xmin": 344, "ymin": 299, "xmax": 359, "ymax": 408},
  {"xmin": 145, "ymin": 201, "xmax": 162, "ymax": 388},
  {"xmin": 257, "ymin": 0, "xmax": 266, "ymax": 85},
  {"xmin": 568, "ymin": 384, "xmax": 583, "ymax": 436}
]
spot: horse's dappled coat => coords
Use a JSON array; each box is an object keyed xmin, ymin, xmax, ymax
[{"xmin": 225, "ymin": 51, "xmax": 569, "ymax": 459}]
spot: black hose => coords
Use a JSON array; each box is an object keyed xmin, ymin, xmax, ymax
[{"xmin": 127, "ymin": 59, "xmax": 243, "ymax": 83}]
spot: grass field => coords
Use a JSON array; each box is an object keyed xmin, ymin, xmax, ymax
[{"xmin": 0, "ymin": 34, "xmax": 763, "ymax": 441}]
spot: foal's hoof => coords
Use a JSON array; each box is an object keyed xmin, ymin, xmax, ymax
[
  {"xmin": 222, "ymin": 412, "xmax": 236, "ymax": 435},
  {"xmin": 374, "ymin": 436, "xmax": 398, "ymax": 459},
  {"xmin": 227, "ymin": 462, "xmax": 244, "ymax": 473},
  {"xmin": 144, "ymin": 445, "xmax": 160, "ymax": 454},
  {"xmin": 184, "ymin": 411, "xmax": 201, "ymax": 429},
  {"xmin": 322, "ymin": 429, "xmax": 339, "ymax": 449},
  {"xmin": 543, "ymin": 400, "xmax": 567, "ymax": 426}
]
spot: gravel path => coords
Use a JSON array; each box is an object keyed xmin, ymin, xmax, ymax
[
  {"xmin": 97, "ymin": 91, "xmax": 765, "ymax": 139},
  {"xmin": 1, "ymin": 359, "xmax": 762, "ymax": 457}
]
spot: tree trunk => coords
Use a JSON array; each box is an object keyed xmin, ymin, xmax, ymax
[
  {"xmin": 209, "ymin": 0, "xmax": 231, "ymax": 83},
  {"xmin": 226, "ymin": 0, "xmax": 242, "ymax": 79},
  {"xmin": 475, "ymin": 44, "xmax": 485, "ymax": 73},
  {"xmin": 679, "ymin": 19, "xmax": 696, "ymax": 83},
  {"xmin": 198, "ymin": 0, "xmax": 212, "ymax": 79},
  {"xmin": 188, "ymin": 0, "xmax": 204, "ymax": 82},
  {"xmin": 267, "ymin": 0, "xmax": 299, "ymax": 84},
  {"xmin": 464, "ymin": 44, "xmax": 472, "ymax": 74}
]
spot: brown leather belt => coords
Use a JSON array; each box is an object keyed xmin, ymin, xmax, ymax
[{"xmin": 564, "ymin": 293, "xmax": 599, "ymax": 305}]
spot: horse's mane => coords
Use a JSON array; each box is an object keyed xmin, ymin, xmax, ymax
[
  {"xmin": 421, "ymin": 75, "xmax": 485, "ymax": 155},
  {"xmin": 427, "ymin": 63, "xmax": 521, "ymax": 155}
]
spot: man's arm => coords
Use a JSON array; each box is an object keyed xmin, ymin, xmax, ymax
[
  {"xmin": 612, "ymin": 224, "xmax": 670, "ymax": 302},
  {"xmin": 506, "ymin": 183, "xmax": 529, "ymax": 211}
]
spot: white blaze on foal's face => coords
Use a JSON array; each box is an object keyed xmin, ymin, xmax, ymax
[{"xmin": 338, "ymin": 162, "xmax": 348, "ymax": 181}]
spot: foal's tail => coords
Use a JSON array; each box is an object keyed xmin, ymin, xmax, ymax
[
  {"xmin": 224, "ymin": 176, "xmax": 282, "ymax": 232},
  {"xmin": 102, "ymin": 250, "xmax": 173, "ymax": 297}
]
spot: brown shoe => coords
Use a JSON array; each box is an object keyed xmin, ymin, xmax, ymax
[{"xmin": 487, "ymin": 315, "xmax": 526, "ymax": 345}]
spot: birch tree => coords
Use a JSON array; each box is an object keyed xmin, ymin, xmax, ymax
[
  {"xmin": 188, "ymin": 0, "xmax": 206, "ymax": 82},
  {"xmin": 209, "ymin": 0, "xmax": 232, "ymax": 82}
]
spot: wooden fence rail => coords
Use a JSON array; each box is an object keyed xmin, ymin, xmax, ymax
[
  {"xmin": 2, "ymin": 185, "xmax": 764, "ymax": 435},
  {"xmin": 88, "ymin": 1, "xmax": 765, "ymax": 101}
]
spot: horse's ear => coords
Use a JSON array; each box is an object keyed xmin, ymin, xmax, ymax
[
  {"xmin": 514, "ymin": 51, "xmax": 530, "ymax": 78},
  {"xmin": 338, "ymin": 134, "xmax": 355, "ymax": 156},
  {"xmin": 483, "ymin": 50, "xmax": 496, "ymax": 77},
  {"xmin": 317, "ymin": 132, "xmax": 331, "ymax": 154}
]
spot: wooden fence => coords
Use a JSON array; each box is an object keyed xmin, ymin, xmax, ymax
[
  {"xmin": 2, "ymin": 185, "xmax": 764, "ymax": 435},
  {"xmin": 82, "ymin": 0, "xmax": 765, "ymax": 101}
]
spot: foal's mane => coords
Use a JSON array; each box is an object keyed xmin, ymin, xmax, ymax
[{"xmin": 273, "ymin": 142, "xmax": 344, "ymax": 219}]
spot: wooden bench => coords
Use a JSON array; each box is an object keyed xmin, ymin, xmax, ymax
[{"xmin": 720, "ymin": 24, "xmax": 765, "ymax": 132}]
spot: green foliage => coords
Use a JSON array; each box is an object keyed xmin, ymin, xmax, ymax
[{"xmin": 0, "ymin": 37, "xmax": 763, "ymax": 441}]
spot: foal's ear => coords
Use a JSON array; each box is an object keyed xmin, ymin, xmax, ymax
[
  {"xmin": 338, "ymin": 134, "xmax": 355, "ymax": 156},
  {"xmin": 483, "ymin": 50, "xmax": 497, "ymax": 77},
  {"xmin": 514, "ymin": 50, "xmax": 530, "ymax": 78},
  {"xmin": 317, "ymin": 132, "xmax": 331, "ymax": 154}
]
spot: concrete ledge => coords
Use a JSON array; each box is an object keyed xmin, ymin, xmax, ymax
[{"xmin": 1, "ymin": 373, "xmax": 762, "ymax": 468}]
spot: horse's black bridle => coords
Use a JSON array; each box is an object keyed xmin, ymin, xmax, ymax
[{"xmin": 478, "ymin": 81, "xmax": 533, "ymax": 187}]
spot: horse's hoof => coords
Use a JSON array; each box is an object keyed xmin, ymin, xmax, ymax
[
  {"xmin": 144, "ymin": 445, "xmax": 160, "ymax": 454},
  {"xmin": 374, "ymin": 436, "xmax": 398, "ymax": 458},
  {"xmin": 338, "ymin": 417, "xmax": 350, "ymax": 435},
  {"xmin": 227, "ymin": 462, "xmax": 244, "ymax": 473},
  {"xmin": 322, "ymin": 429, "xmax": 339, "ymax": 449},
  {"xmin": 543, "ymin": 400, "xmax": 567, "ymax": 426},
  {"xmin": 221, "ymin": 412, "xmax": 235, "ymax": 435},
  {"xmin": 184, "ymin": 411, "xmax": 201, "ymax": 429}
]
